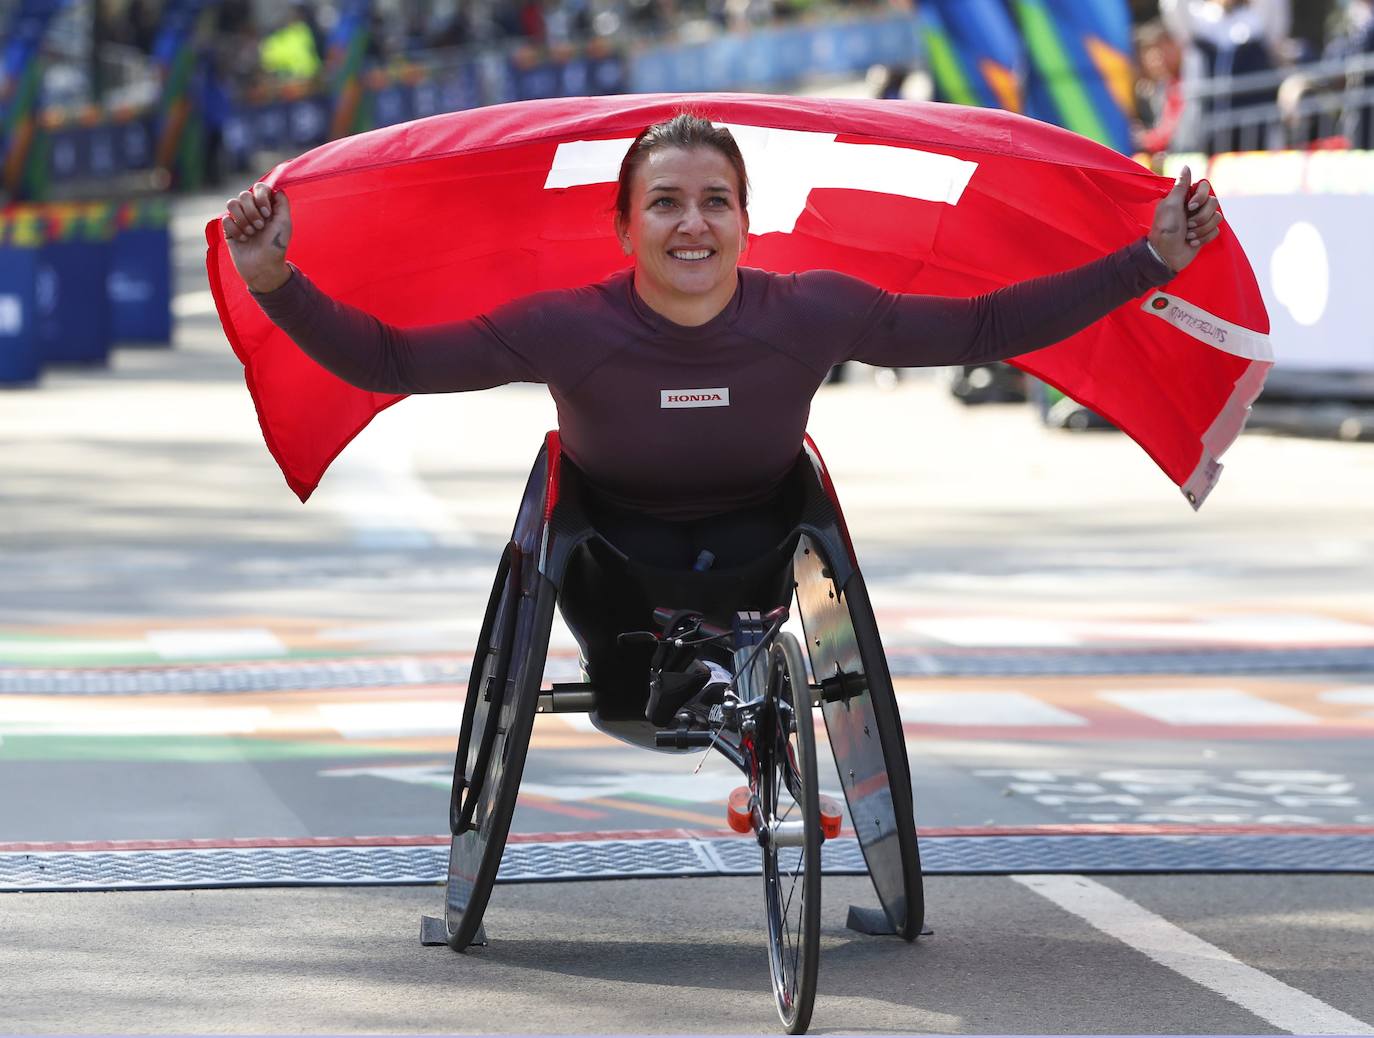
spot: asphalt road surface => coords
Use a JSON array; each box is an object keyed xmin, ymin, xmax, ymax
[
  {"xmin": 4, "ymin": 876, "xmax": 1374, "ymax": 1034},
  {"xmin": 2, "ymin": 192, "xmax": 1373, "ymax": 1034}
]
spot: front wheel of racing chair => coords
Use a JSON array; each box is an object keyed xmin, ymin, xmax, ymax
[{"xmin": 755, "ymin": 631, "xmax": 822, "ymax": 1034}]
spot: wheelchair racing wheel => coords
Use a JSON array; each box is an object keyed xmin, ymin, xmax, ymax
[
  {"xmin": 760, "ymin": 632, "xmax": 821, "ymax": 1034},
  {"xmin": 442, "ymin": 540, "xmax": 555, "ymax": 951},
  {"xmin": 450, "ymin": 543, "xmax": 519, "ymax": 836}
]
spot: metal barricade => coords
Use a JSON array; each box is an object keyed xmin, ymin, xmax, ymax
[{"xmin": 1175, "ymin": 51, "xmax": 1374, "ymax": 154}]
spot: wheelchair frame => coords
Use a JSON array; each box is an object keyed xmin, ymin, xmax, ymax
[{"xmin": 424, "ymin": 431, "xmax": 924, "ymax": 956}]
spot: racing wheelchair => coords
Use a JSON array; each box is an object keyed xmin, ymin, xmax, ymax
[{"xmin": 422, "ymin": 432, "xmax": 922, "ymax": 1034}]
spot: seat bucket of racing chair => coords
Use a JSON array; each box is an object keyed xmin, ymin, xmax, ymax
[{"xmin": 553, "ymin": 464, "xmax": 804, "ymax": 750}]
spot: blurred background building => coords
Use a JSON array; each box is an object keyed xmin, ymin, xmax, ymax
[
  {"xmin": 3, "ymin": 0, "xmax": 1373, "ymax": 429},
  {"xmin": 7, "ymin": 0, "xmax": 1370, "ymax": 201}
]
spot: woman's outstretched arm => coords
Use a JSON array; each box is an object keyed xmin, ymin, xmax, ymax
[
  {"xmin": 220, "ymin": 184, "xmax": 539, "ymax": 393},
  {"xmin": 842, "ymin": 167, "xmax": 1223, "ymax": 369}
]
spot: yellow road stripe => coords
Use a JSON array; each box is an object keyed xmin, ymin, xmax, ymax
[{"xmin": 580, "ymin": 796, "xmax": 723, "ymax": 827}]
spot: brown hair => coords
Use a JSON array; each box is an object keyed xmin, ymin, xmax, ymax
[{"xmin": 614, "ymin": 113, "xmax": 750, "ymax": 222}]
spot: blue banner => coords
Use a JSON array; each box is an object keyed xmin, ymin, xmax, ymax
[
  {"xmin": 1044, "ymin": 0, "xmax": 1136, "ymax": 151},
  {"xmin": 629, "ymin": 14, "xmax": 923, "ymax": 93},
  {"xmin": 927, "ymin": 0, "xmax": 1026, "ymax": 110},
  {"xmin": 38, "ymin": 239, "xmax": 110, "ymax": 365},
  {"xmin": 222, "ymin": 96, "xmax": 332, "ymax": 169},
  {"xmin": 109, "ymin": 228, "xmax": 171, "ymax": 343},
  {"xmin": 109, "ymin": 199, "xmax": 172, "ymax": 344},
  {"xmin": 0, "ymin": 209, "xmax": 43, "ymax": 385},
  {"xmin": 46, "ymin": 117, "xmax": 157, "ymax": 186}
]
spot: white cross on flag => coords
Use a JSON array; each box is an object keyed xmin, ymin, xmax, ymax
[
  {"xmin": 208, "ymin": 93, "xmax": 1270, "ymax": 507},
  {"xmin": 545, "ymin": 125, "xmax": 979, "ymax": 235}
]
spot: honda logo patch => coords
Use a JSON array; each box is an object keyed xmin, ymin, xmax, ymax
[{"xmin": 661, "ymin": 388, "xmax": 730, "ymax": 409}]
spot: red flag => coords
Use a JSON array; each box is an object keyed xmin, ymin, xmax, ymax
[{"xmin": 206, "ymin": 93, "xmax": 1270, "ymax": 507}]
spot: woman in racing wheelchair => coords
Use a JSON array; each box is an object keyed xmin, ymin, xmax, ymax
[
  {"xmin": 221, "ymin": 113, "xmax": 1220, "ymax": 729},
  {"xmin": 221, "ymin": 111, "xmax": 1223, "ymax": 1033}
]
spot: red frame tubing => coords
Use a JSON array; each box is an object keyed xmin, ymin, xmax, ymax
[{"xmin": 542, "ymin": 430, "xmax": 562, "ymax": 524}]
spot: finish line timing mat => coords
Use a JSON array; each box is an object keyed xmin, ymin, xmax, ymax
[{"xmin": 6, "ymin": 829, "xmax": 1374, "ymax": 892}]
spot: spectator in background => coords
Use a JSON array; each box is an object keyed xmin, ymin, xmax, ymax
[
  {"xmin": 365, "ymin": 8, "xmax": 391, "ymax": 61},
  {"xmin": 296, "ymin": 2, "xmax": 329, "ymax": 65},
  {"xmin": 1278, "ymin": 0, "xmax": 1374, "ymax": 148},
  {"xmin": 431, "ymin": 5, "xmax": 475, "ymax": 48},
  {"xmin": 126, "ymin": 0, "xmax": 158, "ymax": 54},
  {"xmin": 1160, "ymin": 0, "xmax": 1292, "ymax": 152},
  {"xmin": 872, "ymin": 64, "xmax": 911, "ymax": 100},
  {"xmin": 626, "ymin": 0, "xmax": 672, "ymax": 35},
  {"xmin": 260, "ymin": 5, "xmax": 323, "ymax": 80},
  {"xmin": 1327, "ymin": 0, "xmax": 1374, "ymax": 146},
  {"xmin": 493, "ymin": 0, "xmax": 546, "ymax": 40},
  {"xmin": 543, "ymin": 0, "xmax": 594, "ymax": 46},
  {"xmin": 1133, "ymin": 20, "xmax": 1185, "ymax": 154},
  {"xmin": 722, "ymin": 0, "xmax": 772, "ymax": 31}
]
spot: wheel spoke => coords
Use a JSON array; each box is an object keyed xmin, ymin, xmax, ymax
[{"xmin": 782, "ymin": 845, "xmax": 804, "ymax": 919}]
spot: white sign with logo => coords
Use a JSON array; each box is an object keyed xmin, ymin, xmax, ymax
[{"xmin": 1221, "ymin": 193, "xmax": 1373, "ymax": 373}]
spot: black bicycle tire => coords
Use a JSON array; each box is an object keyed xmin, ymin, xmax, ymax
[
  {"xmin": 761, "ymin": 631, "xmax": 821, "ymax": 1034},
  {"xmin": 453, "ymin": 544, "xmax": 516, "ymax": 835},
  {"xmin": 450, "ymin": 542, "xmax": 517, "ymax": 835},
  {"xmin": 444, "ymin": 575, "xmax": 556, "ymax": 952}
]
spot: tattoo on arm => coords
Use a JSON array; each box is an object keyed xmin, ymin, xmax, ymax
[{"xmin": 272, "ymin": 231, "xmax": 286, "ymax": 252}]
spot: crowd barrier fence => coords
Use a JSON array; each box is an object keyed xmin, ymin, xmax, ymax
[{"xmin": 1174, "ymin": 50, "xmax": 1374, "ymax": 154}]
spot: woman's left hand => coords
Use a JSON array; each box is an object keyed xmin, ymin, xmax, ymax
[
  {"xmin": 1148, "ymin": 165, "xmax": 1223, "ymax": 274},
  {"xmin": 1148, "ymin": 164, "xmax": 1225, "ymax": 273}
]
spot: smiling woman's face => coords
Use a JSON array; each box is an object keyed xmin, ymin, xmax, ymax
[{"xmin": 616, "ymin": 146, "xmax": 750, "ymax": 326}]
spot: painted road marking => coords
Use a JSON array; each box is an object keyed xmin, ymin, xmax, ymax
[
  {"xmin": 1104, "ymin": 614, "xmax": 1374, "ymax": 645},
  {"xmin": 0, "ymin": 638, "xmax": 152, "ymax": 659},
  {"xmin": 1098, "ymin": 690, "xmax": 1320, "ymax": 726},
  {"xmin": 519, "ymin": 770, "xmax": 743, "ymax": 804},
  {"xmin": 313, "ymin": 617, "xmax": 582, "ymax": 653},
  {"xmin": 0, "ymin": 630, "xmax": 289, "ymax": 664},
  {"xmin": 4, "ymin": 606, "xmax": 1373, "ymax": 665},
  {"xmin": 902, "ymin": 612, "xmax": 1374, "ymax": 648},
  {"xmin": 0, "ymin": 700, "xmax": 274, "ymax": 736},
  {"xmin": 1014, "ymin": 874, "xmax": 1374, "ymax": 1035},
  {"xmin": 321, "ymin": 764, "xmax": 448, "ymax": 787},
  {"xmin": 1318, "ymin": 687, "xmax": 1374, "ymax": 716},
  {"xmin": 895, "ymin": 691, "xmax": 1088, "ymax": 726},
  {"xmin": 903, "ymin": 617, "xmax": 1084, "ymax": 647},
  {"xmin": 316, "ymin": 701, "xmax": 461, "ymax": 739},
  {"xmin": 3, "ymin": 675, "xmax": 1371, "ymax": 746},
  {"xmin": 144, "ymin": 628, "xmax": 287, "ymax": 660},
  {"xmin": 979, "ymin": 768, "xmax": 1363, "ymax": 826},
  {"xmin": 314, "ymin": 405, "xmax": 474, "ymax": 550},
  {"xmin": 317, "ymin": 765, "xmax": 719, "ymax": 825},
  {"xmin": 576, "ymin": 796, "xmax": 722, "ymax": 828},
  {"xmin": 171, "ymin": 290, "xmax": 218, "ymax": 317}
]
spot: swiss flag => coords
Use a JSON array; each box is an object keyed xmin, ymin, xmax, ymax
[{"xmin": 206, "ymin": 93, "xmax": 1271, "ymax": 507}]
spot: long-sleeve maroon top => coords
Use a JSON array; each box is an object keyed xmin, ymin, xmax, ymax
[{"xmin": 254, "ymin": 240, "xmax": 1171, "ymax": 519}]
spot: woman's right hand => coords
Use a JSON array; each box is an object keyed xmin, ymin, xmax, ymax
[{"xmin": 221, "ymin": 183, "xmax": 292, "ymax": 294}]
